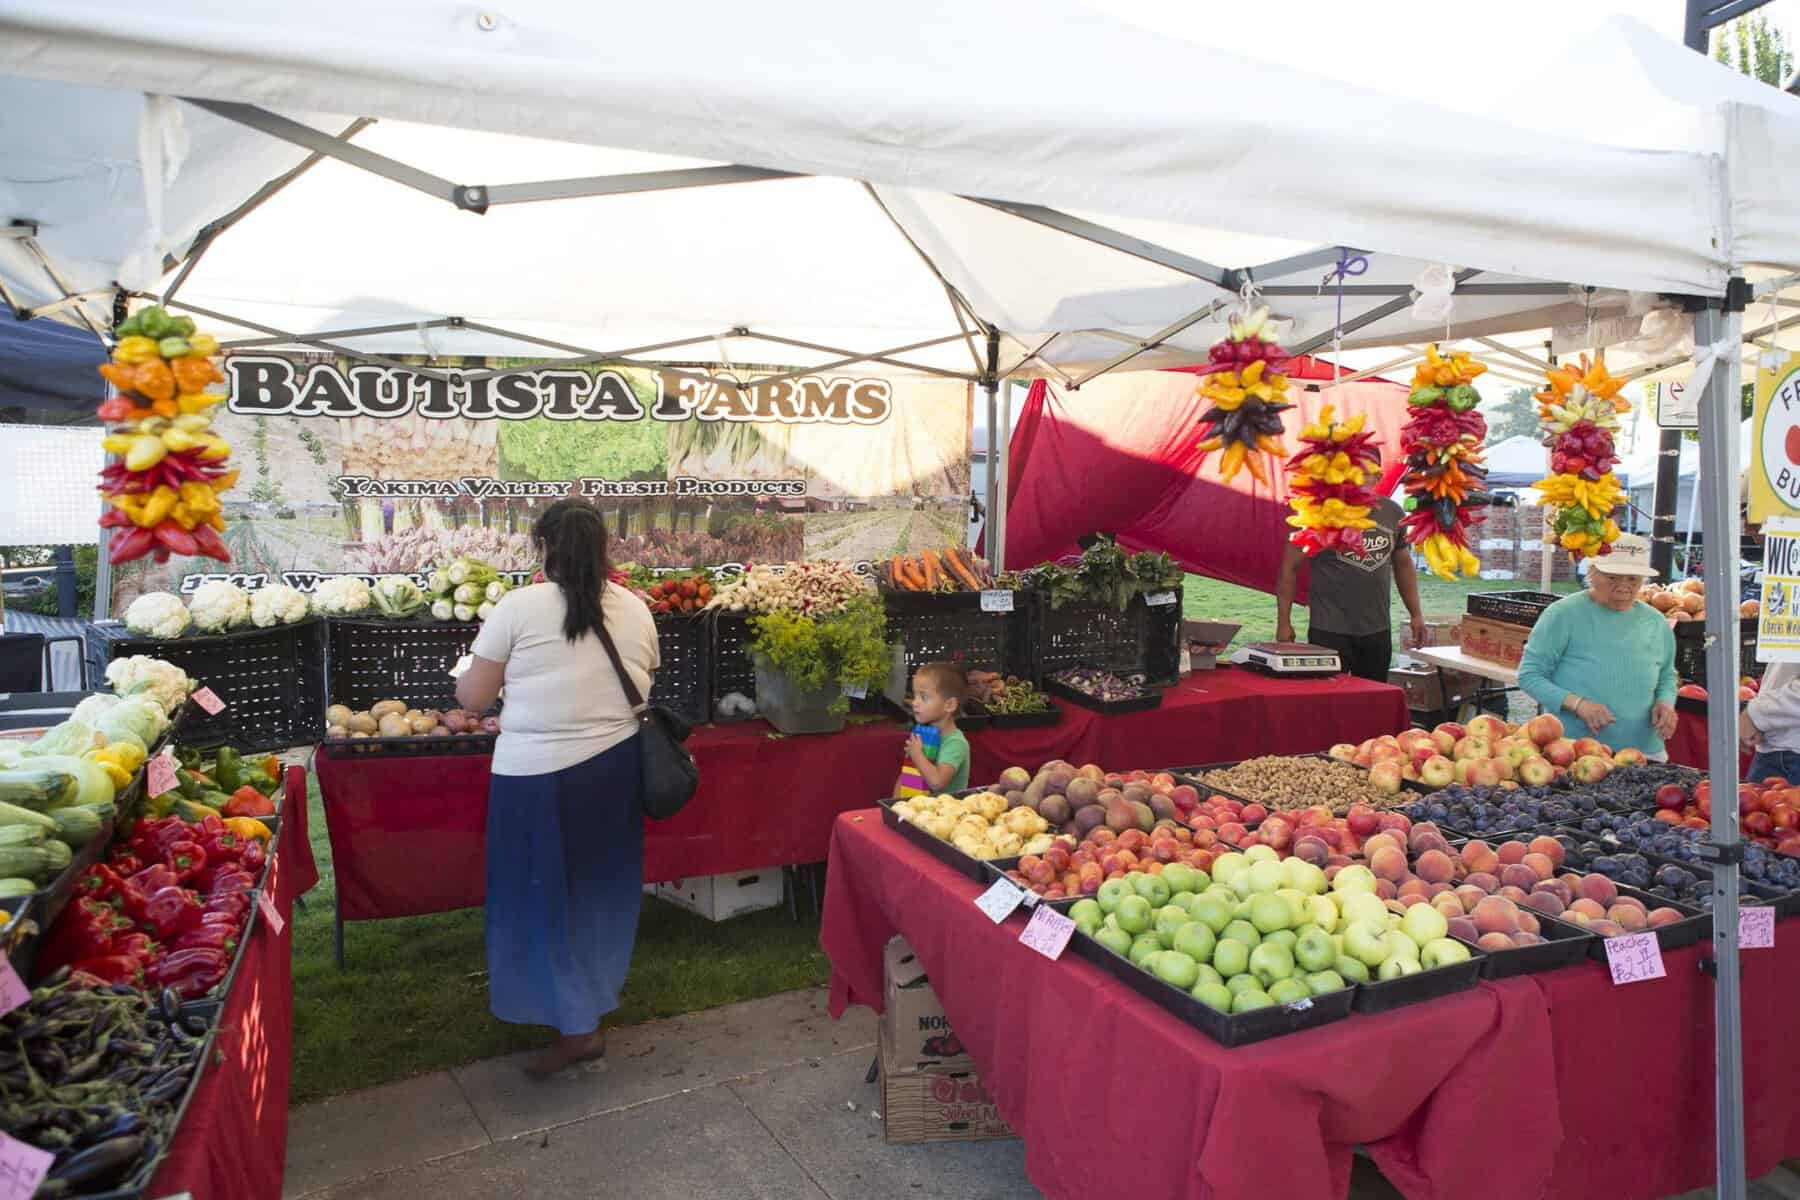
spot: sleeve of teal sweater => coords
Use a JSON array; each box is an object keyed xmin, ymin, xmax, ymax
[
  {"xmin": 1654, "ymin": 619, "xmax": 1677, "ymax": 707},
  {"xmin": 1517, "ymin": 601, "xmax": 1573, "ymax": 714}
]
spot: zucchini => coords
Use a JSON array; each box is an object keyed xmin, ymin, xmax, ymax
[
  {"xmin": 48, "ymin": 807, "xmax": 104, "ymax": 849},
  {"xmin": 0, "ymin": 767, "xmax": 75, "ymax": 811},
  {"xmin": 0, "ymin": 879, "xmax": 36, "ymax": 898},
  {"xmin": 0, "ymin": 844, "xmax": 70, "ymax": 883},
  {"xmin": 0, "ymin": 826, "xmax": 45, "ymax": 849},
  {"xmin": 41, "ymin": 839, "xmax": 71, "ymax": 874},
  {"xmin": 0, "ymin": 801, "xmax": 58, "ymax": 834}
]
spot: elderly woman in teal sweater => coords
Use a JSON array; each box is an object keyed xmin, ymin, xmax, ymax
[{"xmin": 1517, "ymin": 535, "xmax": 1679, "ymax": 757}]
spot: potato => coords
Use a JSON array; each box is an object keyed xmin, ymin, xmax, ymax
[
  {"xmin": 408, "ymin": 715, "xmax": 437, "ymax": 735},
  {"xmin": 428, "ymin": 726, "xmax": 450, "ymax": 737},
  {"xmin": 403, "ymin": 709, "xmax": 424, "ymax": 725},
  {"xmin": 345, "ymin": 712, "xmax": 378, "ymax": 735},
  {"xmin": 370, "ymin": 700, "xmax": 406, "ymax": 719},
  {"xmin": 326, "ymin": 704, "xmax": 353, "ymax": 727},
  {"xmin": 377, "ymin": 712, "xmax": 410, "ymax": 737},
  {"xmin": 326, "ymin": 724, "xmax": 348, "ymax": 740},
  {"xmin": 442, "ymin": 710, "xmax": 470, "ymax": 734}
]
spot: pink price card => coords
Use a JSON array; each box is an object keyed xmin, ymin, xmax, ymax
[
  {"xmin": 0, "ymin": 1130, "xmax": 52, "ymax": 1199},
  {"xmin": 1604, "ymin": 931, "xmax": 1667, "ymax": 985},
  {"xmin": 0, "ymin": 959, "xmax": 27, "ymax": 1018},
  {"xmin": 191, "ymin": 686, "xmax": 225, "ymax": 715},
  {"xmin": 147, "ymin": 751, "xmax": 179, "ymax": 799},
  {"xmin": 1018, "ymin": 903, "xmax": 1075, "ymax": 961},
  {"xmin": 1740, "ymin": 906, "xmax": 1775, "ymax": 949},
  {"xmin": 257, "ymin": 889, "xmax": 286, "ymax": 937}
]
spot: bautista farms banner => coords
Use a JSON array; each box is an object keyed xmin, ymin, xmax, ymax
[{"xmin": 109, "ymin": 352, "xmax": 972, "ymax": 614}]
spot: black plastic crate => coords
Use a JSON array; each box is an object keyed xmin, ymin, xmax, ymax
[
  {"xmin": 1350, "ymin": 944, "xmax": 1487, "ymax": 1013},
  {"xmin": 325, "ymin": 617, "xmax": 481, "ymax": 712},
  {"xmin": 650, "ymin": 614, "xmax": 711, "ymax": 725},
  {"xmin": 989, "ymin": 701, "xmax": 1063, "ymax": 730},
  {"xmin": 1028, "ymin": 588, "xmax": 1182, "ymax": 688},
  {"xmin": 1459, "ymin": 910, "xmax": 1596, "ymax": 979},
  {"xmin": 1067, "ymin": 927, "xmax": 1356, "ymax": 1046},
  {"xmin": 318, "ymin": 732, "xmax": 497, "ymax": 759},
  {"xmin": 708, "ymin": 612, "xmax": 759, "ymax": 722},
  {"xmin": 1464, "ymin": 591, "xmax": 1559, "ymax": 629},
  {"xmin": 1043, "ymin": 675, "xmax": 1164, "ymax": 715},
  {"xmin": 87, "ymin": 618, "xmax": 327, "ymax": 752},
  {"xmin": 1673, "ymin": 616, "xmax": 1764, "ymax": 683},
  {"xmin": 881, "ymin": 589, "xmax": 1031, "ymax": 680}
]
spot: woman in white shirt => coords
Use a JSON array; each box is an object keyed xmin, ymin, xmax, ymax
[{"xmin": 456, "ymin": 499, "xmax": 660, "ymax": 1078}]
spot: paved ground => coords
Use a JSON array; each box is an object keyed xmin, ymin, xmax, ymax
[{"xmin": 282, "ymin": 987, "xmax": 1795, "ymax": 1200}]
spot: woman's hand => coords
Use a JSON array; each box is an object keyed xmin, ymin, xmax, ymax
[
  {"xmin": 1571, "ymin": 697, "xmax": 1615, "ymax": 732},
  {"xmin": 1652, "ymin": 702, "xmax": 1678, "ymax": 740},
  {"xmin": 1740, "ymin": 708, "xmax": 1765, "ymax": 752}
]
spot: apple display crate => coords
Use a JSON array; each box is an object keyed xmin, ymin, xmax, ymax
[
  {"xmin": 880, "ymin": 589, "xmax": 1032, "ymax": 681},
  {"xmin": 86, "ymin": 617, "xmax": 327, "ymax": 752},
  {"xmin": 1349, "ymin": 943, "xmax": 1487, "ymax": 1014},
  {"xmin": 1067, "ymin": 927, "xmax": 1356, "ymax": 1046},
  {"xmin": 650, "ymin": 614, "xmax": 710, "ymax": 725},
  {"xmin": 325, "ymin": 617, "xmax": 483, "ymax": 711},
  {"xmin": 1028, "ymin": 590, "xmax": 1182, "ymax": 688}
]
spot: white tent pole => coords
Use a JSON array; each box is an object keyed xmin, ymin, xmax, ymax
[
  {"xmin": 995, "ymin": 378, "xmax": 1012, "ymax": 569},
  {"xmin": 1694, "ymin": 294, "xmax": 1746, "ymax": 1200}
]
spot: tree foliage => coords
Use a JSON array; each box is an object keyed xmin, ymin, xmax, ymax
[
  {"xmin": 1482, "ymin": 387, "xmax": 1541, "ymax": 444},
  {"xmin": 1713, "ymin": 12, "xmax": 1794, "ymax": 86}
]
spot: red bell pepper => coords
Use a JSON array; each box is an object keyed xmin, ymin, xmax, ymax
[
  {"xmin": 163, "ymin": 839, "xmax": 207, "ymax": 885},
  {"xmin": 69, "ymin": 955, "xmax": 147, "ymax": 988},
  {"xmin": 144, "ymin": 945, "xmax": 229, "ymax": 998},
  {"xmin": 204, "ymin": 891, "xmax": 249, "ymax": 922},
  {"xmin": 121, "ymin": 864, "xmax": 180, "ymax": 922},
  {"xmin": 37, "ymin": 898, "xmax": 132, "ymax": 975},
  {"xmin": 109, "ymin": 848, "xmax": 146, "ymax": 878},
  {"xmin": 223, "ymin": 786, "xmax": 275, "ymax": 818},
  {"xmin": 76, "ymin": 865, "xmax": 126, "ymax": 904},
  {"xmin": 172, "ymin": 923, "xmax": 237, "ymax": 954},
  {"xmin": 206, "ymin": 868, "xmax": 254, "ymax": 899},
  {"xmin": 129, "ymin": 818, "xmax": 184, "ymax": 861},
  {"xmin": 236, "ymin": 841, "xmax": 266, "ymax": 878},
  {"xmin": 113, "ymin": 931, "xmax": 158, "ymax": 966},
  {"xmin": 138, "ymin": 886, "xmax": 203, "ymax": 941}
]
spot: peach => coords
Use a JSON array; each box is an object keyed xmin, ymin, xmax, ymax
[
  {"xmin": 1385, "ymin": 899, "xmax": 1409, "ymax": 916},
  {"xmin": 1465, "ymin": 872, "xmax": 1500, "ymax": 895},
  {"xmin": 1527, "ymin": 836, "xmax": 1565, "ymax": 867},
  {"xmin": 1415, "ymin": 850, "xmax": 1457, "ymax": 885},
  {"xmin": 1398, "ymin": 878, "xmax": 1431, "ymax": 900},
  {"xmin": 1453, "ymin": 885, "xmax": 1488, "ymax": 913},
  {"xmin": 1524, "ymin": 891, "xmax": 1566, "ymax": 917},
  {"xmin": 1472, "ymin": 895, "xmax": 1522, "ymax": 935},
  {"xmin": 1647, "ymin": 907, "xmax": 1686, "ymax": 928},
  {"xmin": 1426, "ymin": 881, "xmax": 1453, "ymax": 898},
  {"xmin": 1500, "ymin": 864, "xmax": 1540, "ymax": 892},
  {"xmin": 1412, "ymin": 830, "xmax": 1453, "ymax": 858},
  {"xmin": 1567, "ymin": 898, "xmax": 1606, "ymax": 921},
  {"xmin": 1588, "ymin": 919, "xmax": 1625, "ymax": 938},
  {"xmin": 1497, "ymin": 841, "xmax": 1528, "ymax": 867},
  {"xmin": 1363, "ymin": 833, "xmax": 1405, "ymax": 862},
  {"xmin": 1433, "ymin": 895, "xmax": 1466, "ymax": 920},
  {"xmin": 1448, "ymin": 916, "xmax": 1479, "ymax": 942},
  {"xmin": 1538, "ymin": 877, "xmax": 1575, "ymax": 906},
  {"xmin": 1375, "ymin": 879, "xmax": 1399, "ymax": 901},
  {"xmin": 1513, "ymin": 932, "xmax": 1545, "ymax": 947},
  {"xmin": 1607, "ymin": 904, "xmax": 1648, "ymax": 932},
  {"xmin": 1477, "ymin": 932, "xmax": 1516, "ymax": 952},
  {"xmin": 1369, "ymin": 846, "xmax": 1410, "ymax": 884},
  {"xmin": 1460, "ymin": 841, "xmax": 1499, "ymax": 876},
  {"xmin": 1521, "ymin": 852, "xmax": 1556, "ymax": 881},
  {"xmin": 1610, "ymin": 894, "xmax": 1646, "ymax": 915},
  {"xmin": 1516, "ymin": 911, "xmax": 1540, "ymax": 935},
  {"xmin": 1399, "ymin": 894, "xmax": 1429, "ymax": 908},
  {"xmin": 1294, "ymin": 836, "xmax": 1331, "ymax": 867},
  {"xmin": 1576, "ymin": 873, "xmax": 1618, "ymax": 907},
  {"xmin": 1498, "ymin": 887, "xmax": 1532, "ymax": 906}
]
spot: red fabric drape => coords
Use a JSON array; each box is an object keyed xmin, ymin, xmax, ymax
[{"xmin": 1001, "ymin": 361, "xmax": 1411, "ymax": 601}]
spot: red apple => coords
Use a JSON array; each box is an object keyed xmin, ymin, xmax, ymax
[{"xmin": 1654, "ymin": 784, "xmax": 1688, "ymax": 812}]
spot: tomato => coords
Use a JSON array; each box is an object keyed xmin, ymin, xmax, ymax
[{"xmin": 1677, "ymin": 683, "xmax": 1708, "ymax": 700}]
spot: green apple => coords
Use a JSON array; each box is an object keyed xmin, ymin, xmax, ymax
[
  {"xmin": 1073, "ymin": 911, "xmax": 1102, "ymax": 936},
  {"xmin": 1187, "ymin": 867, "xmax": 1211, "ymax": 892},
  {"xmin": 1225, "ymin": 971, "xmax": 1264, "ymax": 995},
  {"xmin": 1153, "ymin": 949, "xmax": 1200, "ymax": 989},
  {"xmin": 1189, "ymin": 894, "xmax": 1232, "ymax": 933},
  {"xmin": 1231, "ymin": 988, "xmax": 1274, "ymax": 1013},
  {"xmin": 1305, "ymin": 895, "xmax": 1341, "ymax": 934},
  {"xmin": 1234, "ymin": 896, "xmax": 1255, "ymax": 920},
  {"xmin": 1339, "ymin": 893, "xmax": 1389, "ymax": 929},
  {"xmin": 1221, "ymin": 919, "xmax": 1262, "ymax": 949},
  {"xmin": 1213, "ymin": 938, "xmax": 1250, "ymax": 979},
  {"xmin": 1210, "ymin": 852, "xmax": 1248, "ymax": 887},
  {"xmin": 1246, "ymin": 860, "xmax": 1284, "ymax": 895},
  {"xmin": 1275, "ymin": 888, "xmax": 1310, "ymax": 928},
  {"xmin": 1334, "ymin": 954, "xmax": 1371, "ymax": 983},
  {"xmin": 1093, "ymin": 925, "xmax": 1133, "ymax": 956},
  {"xmin": 1332, "ymin": 864, "xmax": 1378, "ymax": 896},
  {"xmin": 1160, "ymin": 863, "xmax": 1198, "ymax": 894},
  {"xmin": 1173, "ymin": 921, "xmax": 1217, "ymax": 965},
  {"xmin": 1193, "ymin": 962, "xmax": 1223, "ymax": 990},
  {"xmin": 1343, "ymin": 920, "xmax": 1391, "ymax": 968},
  {"xmin": 1192, "ymin": 981, "xmax": 1234, "ymax": 1012},
  {"xmin": 1154, "ymin": 905, "xmax": 1192, "ymax": 949},
  {"xmin": 1280, "ymin": 858, "xmax": 1326, "ymax": 895},
  {"xmin": 1097, "ymin": 877, "xmax": 1133, "ymax": 914},
  {"xmin": 1230, "ymin": 871, "xmax": 1256, "ymax": 900},
  {"xmin": 1168, "ymin": 892, "xmax": 1202, "ymax": 917},
  {"xmin": 1385, "ymin": 931, "xmax": 1421, "ymax": 965},
  {"xmin": 1293, "ymin": 926, "xmax": 1335, "ymax": 972},
  {"xmin": 1241, "ymin": 843, "xmax": 1277, "ymax": 864},
  {"xmin": 1400, "ymin": 903, "xmax": 1449, "ymax": 948},
  {"xmin": 1130, "ymin": 872, "xmax": 1172, "ymax": 908},
  {"xmin": 1069, "ymin": 898, "xmax": 1103, "ymax": 928},
  {"xmin": 1264, "ymin": 929, "xmax": 1298, "ymax": 954},
  {"xmin": 1248, "ymin": 940, "xmax": 1296, "ymax": 988},
  {"xmin": 1115, "ymin": 894, "xmax": 1154, "ymax": 934},
  {"xmin": 1421, "ymin": 937, "xmax": 1473, "ymax": 969},
  {"xmin": 1267, "ymin": 977, "xmax": 1311, "ymax": 1005},
  {"xmin": 1305, "ymin": 969, "xmax": 1347, "ymax": 996},
  {"xmin": 1378, "ymin": 955, "xmax": 1423, "ymax": 981},
  {"xmin": 1248, "ymin": 893, "xmax": 1292, "ymax": 935},
  {"xmin": 1129, "ymin": 933, "xmax": 1164, "ymax": 967}
]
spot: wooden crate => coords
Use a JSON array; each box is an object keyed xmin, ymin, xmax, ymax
[{"xmin": 1458, "ymin": 615, "xmax": 1529, "ymax": 668}]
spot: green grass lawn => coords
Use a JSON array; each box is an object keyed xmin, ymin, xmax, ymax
[{"xmin": 290, "ymin": 777, "xmax": 830, "ymax": 1103}]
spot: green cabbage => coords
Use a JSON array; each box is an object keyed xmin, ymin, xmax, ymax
[
  {"xmin": 97, "ymin": 698, "xmax": 166, "ymax": 747},
  {"xmin": 70, "ymin": 694, "xmax": 120, "ymax": 727},
  {"xmin": 22, "ymin": 720, "xmax": 105, "ymax": 759}
]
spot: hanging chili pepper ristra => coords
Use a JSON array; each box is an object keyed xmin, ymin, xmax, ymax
[
  {"xmin": 1284, "ymin": 404, "xmax": 1382, "ymax": 555},
  {"xmin": 1195, "ymin": 306, "xmax": 1292, "ymax": 486},
  {"xmin": 1532, "ymin": 352, "xmax": 1628, "ymax": 561},
  {"xmin": 1398, "ymin": 344, "xmax": 1490, "ymax": 579},
  {"xmin": 95, "ymin": 305, "xmax": 237, "ymax": 565}
]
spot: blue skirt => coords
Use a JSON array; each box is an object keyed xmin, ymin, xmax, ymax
[{"xmin": 485, "ymin": 735, "xmax": 644, "ymax": 1035}]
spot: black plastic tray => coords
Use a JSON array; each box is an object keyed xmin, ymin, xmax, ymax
[
  {"xmin": 1350, "ymin": 945, "xmax": 1488, "ymax": 1014},
  {"xmin": 987, "ymin": 700, "xmax": 1063, "ymax": 729},
  {"xmin": 1068, "ymin": 926, "xmax": 1356, "ymax": 1046},
  {"xmin": 876, "ymin": 796, "xmax": 991, "ymax": 883},
  {"xmin": 318, "ymin": 731, "xmax": 497, "ymax": 758},
  {"xmin": 83, "ymin": 998, "xmax": 221, "ymax": 1200},
  {"xmin": 1553, "ymin": 825, "xmax": 1796, "ymax": 913},
  {"xmin": 979, "ymin": 860, "xmax": 1081, "ymax": 909},
  {"xmin": 1460, "ymin": 910, "xmax": 1597, "ymax": 979},
  {"xmin": 1043, "ymin": 677, "xmax": 1164, "ymax": 715}
]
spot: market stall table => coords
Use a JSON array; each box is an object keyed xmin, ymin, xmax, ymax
[
  {"xmin": 315, "ymin": 669, "xmax": 1408, "ymax": 924},
  {"xmin": 146, "ymin": 764, "xmax": 303, "ymax": 1200},
  {"xmin": 821, "ymin": 810, "xmax": 1558, "ymax": 1200}
]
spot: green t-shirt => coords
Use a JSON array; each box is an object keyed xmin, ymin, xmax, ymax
[{"xmin": 936, "ymin": 728, "xmax": 971, "ymax": 792}]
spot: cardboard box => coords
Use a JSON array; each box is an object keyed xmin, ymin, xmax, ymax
[
  {"xmin": 879, "ymin": 937, "xmax": 1012, "ymax": 1145},
  {"xmin": 1182, "ymin": 619, "xmax": 1242, "ymax": 672},
  {"xmin": 1458, "ymin": 616, "xmax": 1529, "ymax": 668},
  {"xmin": 653, "ymin": 868, "xmax": 783, "ymax": 921},
  {"xmin": 880, "ymin": 937, "xmax": 973, "ymax": 1072}
]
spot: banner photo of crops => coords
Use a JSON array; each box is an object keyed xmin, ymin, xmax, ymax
[{"xmin": 107, "ymin": 351, "xmax": 972, "ymax": 615}]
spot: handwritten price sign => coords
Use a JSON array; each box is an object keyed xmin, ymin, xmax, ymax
[
  {"xmin": 1018, "ymin": 904, "xmax": 1075, "ymax": 960},
  {"xmin": 0, "ymin": 1132, "xmax": 53, "ymax": 1199},
  {"xmin": 1740, "ymin": 906, "xmax": 1775, "ymax": 949},
  {"xmin": 257, "ymin": 889, "xmax": 286, "ymax": 937},
  {"xmin": 1604, "ymin": 932, "xmax": 1667, "ymax": 985},
  {"xmin": 0, "ymin": 961, "xmax": 28, "ymax": 1019},
  {"xmin": 979, "ymin": 589, "xmax": 1015, "ymax": 613},
  {"xmin": 974, "ymin": 877, "xmax": 1025, "ymax": 924},
  {"xmin": 147, "ymin": 751, "xmax": 179, "ymax": 799},
  {"xmin": 191, "ymin": 686, "xmax": 225, "ymax": 715}
]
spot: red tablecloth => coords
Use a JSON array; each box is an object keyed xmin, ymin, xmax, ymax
[
  {"xmin": 1667, "ymin": 707, "xmax": 1752, "ymax": 777},
  {"xmin": 315, "ymin": 669, "xmax": 1410, "ymax": 920},
  {"xmin": 148, "ymin": 765, "xmax": 300, "ymax": 1200},
  {"xmin": 821, "ymin": 811, "xmax": 1558, "ymax": 1200}
]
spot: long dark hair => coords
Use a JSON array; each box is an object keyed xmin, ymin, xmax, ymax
[{"xmin": 533, "ymin": 499, "xmax": 613, "ymax": 644}]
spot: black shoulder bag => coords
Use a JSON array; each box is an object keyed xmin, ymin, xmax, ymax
[{"xmin": 596, "ymin": 622, "xmax": 699, "ymax": 819}]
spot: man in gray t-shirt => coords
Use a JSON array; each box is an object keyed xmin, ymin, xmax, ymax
[{"xmin": 1274, "ymin": 495, "xmax": 1426, "ymax": 681}]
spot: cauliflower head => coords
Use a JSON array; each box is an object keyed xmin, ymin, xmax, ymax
[
  {"xmin": 311, "ymin": 576, "xmax": 373, "ymax": 616},
  {"xmin": 104, "ymin": 656, "xmax": 192, "ymax": 715},
  {"xmin": 124, "ymin": 592, "xmax": 191, "ymax": 639},
  {"xmin": 250, "ymin": 584, "xmax": 309, "ymax": 628},
  {"xmin": 188, "ymin": 581, "xmax": 251, "ymax": 633}
]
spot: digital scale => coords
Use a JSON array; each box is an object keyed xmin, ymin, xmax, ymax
[{"xmin": 1230, "ymin": 641, "xmax": 1343, "ymax": 678}]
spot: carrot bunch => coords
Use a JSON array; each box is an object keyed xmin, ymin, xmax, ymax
[{"xmin": 882, "ymin": 547, "xmax": 994, "ymax": 592}]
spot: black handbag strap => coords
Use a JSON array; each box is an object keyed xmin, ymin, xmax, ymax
[{"xmin": 593, "ymin": 618, "xmax": 646, "ymax": 711}]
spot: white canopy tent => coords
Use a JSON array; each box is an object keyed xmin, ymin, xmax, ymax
[{"xmin": 0, "ymin": 3, "xmax": 1793, "ymax": 1195}]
